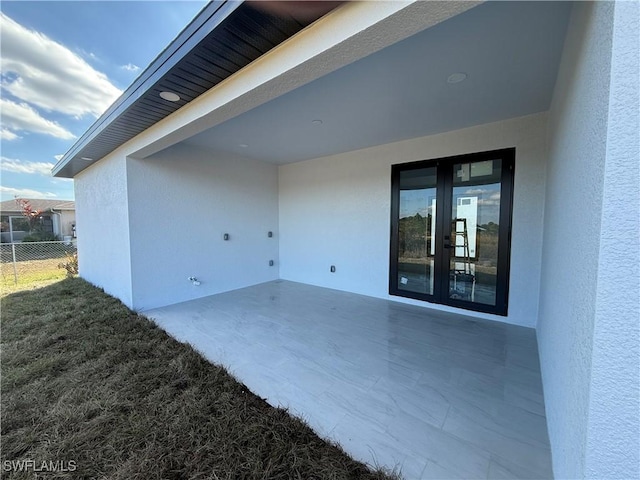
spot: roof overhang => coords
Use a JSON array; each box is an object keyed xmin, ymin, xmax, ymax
[
  {"xmin": 52, "ymin": 0, "xmax": 334, "ymax": 178},
  {"xmin": 54, "ymin": 0, "xmax": 571, "ymax": 176},
  {"xmin": 53, "ymin": 1, "xmax": 483, "ymax": 178}
]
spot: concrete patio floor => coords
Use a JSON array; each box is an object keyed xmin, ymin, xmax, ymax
[{"xmin": 145, "ymin": 280, "xmax": 552, "ymax": 479}]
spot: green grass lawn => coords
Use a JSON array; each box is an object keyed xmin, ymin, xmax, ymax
[
  {"xmin": 1, "ymin": 257, "xmax": 69, "ymax": 291},
  {"xmin": 1, "ymin": 278, "xmax": 399, "ymax": 479}
]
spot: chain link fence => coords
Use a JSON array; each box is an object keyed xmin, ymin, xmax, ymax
[{"xmin": 1, "ymin": 240, "xmax": 77, "ymax": 287}]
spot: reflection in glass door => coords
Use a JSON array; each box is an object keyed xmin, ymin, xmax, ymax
[
  {"xmin": 396, "ymin": 167, "xmax": 437, "ymax": 296},
  {"xmin": 448, "ymin": 160, "xmax": 503, "ymax": 307},
  {"xmin": 390, "ymin": 149, "xmax": 514, "ymax": 316}
]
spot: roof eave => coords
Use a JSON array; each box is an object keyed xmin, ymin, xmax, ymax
[{"xmin": 52, "ymin": 0, "xmax": 242, "ymax": 178}]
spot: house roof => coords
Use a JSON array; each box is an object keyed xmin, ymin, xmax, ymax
[
  {"xmin": 0, "ymin": 199, "xmax": 76, "ymax": 214},
  {"xmin": 52, "ymin": 0, "xmax": 331, "ymax": 179}
]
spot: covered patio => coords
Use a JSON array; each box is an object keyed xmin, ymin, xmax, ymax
[
  {"xmin": 56, "ymin": 1, "xmax": 638, "ymax": 477},
  {"xmin": 146, "ymin": 281, "xmax": 551, "ymax": 479}
]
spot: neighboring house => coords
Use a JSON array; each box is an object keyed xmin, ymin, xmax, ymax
[
  {"xmin": 0, "ymin": 199, "xmax": 76, "ymax": 243},
  {"xmin": 53, "ymin": 2, "xmax": 638, "ymax": 479}
]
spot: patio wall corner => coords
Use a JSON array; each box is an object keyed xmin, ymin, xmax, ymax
[{"xmin": 125, "ymin": 143, "xmax": 280, "ymax": 311}]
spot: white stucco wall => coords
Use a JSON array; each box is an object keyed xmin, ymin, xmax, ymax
[
  {"xmin": 279, "ymin": 112, "xmax": 548, "ymax": 327},
  {"xmin": 58, "ymin": 211, "xmax": 76, "ymax": 238},
  {"xmin": 538, "ymin": 2, "xmax": 639, "ymax": 478},
  {"xmin": 585, "ymin": 2, "xmax": 639, "ymax": 478},
  {"xmin": 50, "ymin": 210, "xmax": 75, "ymax": 238},
  {"xmin": 74, "ymin": 153, "xmax": 133, "ymax": 306},
  {"xmin": 126, "ymin": 144, "xmax": 280, "ymax": 311}
]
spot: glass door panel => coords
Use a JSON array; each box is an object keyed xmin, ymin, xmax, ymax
[
  {"xmin": 390, "ymin": 148, "xmax": 514, "ymax": 316},
  {"xmin": 448, "ymin": 160, "xmax": 503, "ymax": 306},
  {"xmin": 397, "ymin": 167, "xmax": 437, "ymax": 295}
]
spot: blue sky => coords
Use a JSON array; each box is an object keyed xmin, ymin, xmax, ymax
[{"xmin": 0, "ymin": 1, "xmax": 207, "ymax": 202}]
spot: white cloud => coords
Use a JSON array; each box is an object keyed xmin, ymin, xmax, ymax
[
  {"xmin": 477, "ymin": 199, "xmax": 500, "ymax": 206},
  {"xmin": 0, "ymin": 98, "xmax": 76, "ymax": 140},
  {"xmin": 0, "ymin": 128, "xmax": 19, "ymax": 140},
  {"xmin": 0, "ymin": 13, "xmax": 122, "ymax": 118},
  {"xmin": 54, "ymin": 154, "xmax": 64, "ymax": 161},
  {"xmin": 478, "ymin": 192, "xmax": 501, "ymax": 206},
  {"xmin": 1, "ymin": 157, "xmax": 55, "ymax": 176},
  {"xmin": 464, "ymin": 188, "xmax": 492, "ymax": 195},
  {"xmin": 121, "ymin": 63, "xmax": 140, "ymax": 72},
  {"xmin": 0, "ymin": 186, "xmax": 57, "ymax": 198}
]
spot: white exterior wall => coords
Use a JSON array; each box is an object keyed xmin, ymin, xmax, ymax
[
  {"xmin": 279, "ymin": 113, "xmax": 548, "ymax": 328},
  {"xmin": 69, "ymin": 0, "xmax": 472, "ymax": 311},
  {"xmin": 586, "ymin": 3, "xmax": 640, "ymax": 476},
  {"xmin": 74, "ymin": 153, "xmax": 133, "ymax": 306},
  {"xmin": 126, "ymin": 144, "xmax": 279, "ymax": 311},
  {"xmin": 538, "ymin": 2, "xmax": 639, "ymax": 478},
  {"xmin": 58, "ymin": 211, "xmax": 76, "ymax": 237}
]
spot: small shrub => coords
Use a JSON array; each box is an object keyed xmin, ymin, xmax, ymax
[{"xmin": 58, "ymin": 252, "xmax": 78, "ymax": 278}]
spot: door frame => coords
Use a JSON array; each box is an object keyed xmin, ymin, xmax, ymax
[{"xmin": 389, "ymin": 148, "xmax": 515, "ymax": 316}]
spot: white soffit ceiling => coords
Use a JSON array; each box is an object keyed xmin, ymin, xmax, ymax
[{"xmin": 183, "ymin": 1, "xmax": 572, "ymax": 164}]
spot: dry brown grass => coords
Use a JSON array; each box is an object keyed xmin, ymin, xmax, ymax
[{"xmin": 1, "ymin": 278, "xmax": 400, "ymax": 480}]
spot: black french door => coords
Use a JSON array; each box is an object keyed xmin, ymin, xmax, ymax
[{"xmin": 390, "ymin": 148, "xmax": 515, "ymax": 315}]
